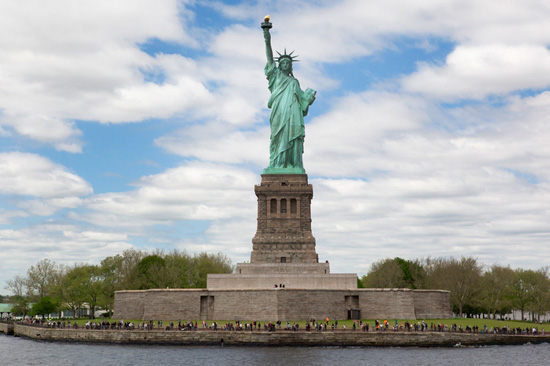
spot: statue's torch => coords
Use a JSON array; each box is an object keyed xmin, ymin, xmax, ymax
[{"xmin": 261, "ymin": 15, "xmax": 272, "ymax": 29}]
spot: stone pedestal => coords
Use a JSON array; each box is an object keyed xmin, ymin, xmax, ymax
[
  {"xmin": 207, "ymin": 173, "xmax": 357, "ymax": 290},
  {"xmin": 251, "ymin": 174, "xmax": 318, "ymax": 263}
]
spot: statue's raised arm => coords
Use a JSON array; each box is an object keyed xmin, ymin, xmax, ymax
[
  {"xmin": 261, "ymin": 16, "xmax": 317, "ymax": 175},
  {"xmin": 262, "ymin": 16, "xmax": 274, "ymax": 67}
]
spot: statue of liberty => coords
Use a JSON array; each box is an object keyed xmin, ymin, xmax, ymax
[{"xmin": 262, "ymin": 16, "xmax": 316, "ymax": 174}]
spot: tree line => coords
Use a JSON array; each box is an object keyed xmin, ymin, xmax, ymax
[
  {"xmin": 360, "ymin": 256, "xmax": 550, "ymax": 321},
  {"xmin": 5, "ymin": 253, "xmax": 548, "ymax": 321},
  {"xmin": 4, "ymin": 249, "xmax": 232, "ymax": 318}
]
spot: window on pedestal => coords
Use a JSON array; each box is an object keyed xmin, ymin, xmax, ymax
[
  {"xmin": 270, "ymin": 199, "xmax": 277, "ymax": 214},
  {"xmin": 281, "ymin": 199, "xmax": 287, "ymax": 214},
  {"xmin": 281, "ymin": 257, "xmax": 286, "ymax": 263},
  {"xmin": 290, "ymin": 199, "xmax": 297, "ymax": 214}
]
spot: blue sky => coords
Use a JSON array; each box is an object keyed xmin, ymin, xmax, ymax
[{"xmin": 1, "ymin": 0, "xmax": 549, "ymax": 292}]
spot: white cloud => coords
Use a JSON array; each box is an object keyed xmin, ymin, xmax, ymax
[
  {"xmin": 0, "ymin": 226, "xmax": 134, "ymax": 290},
  {"xmin": 217, "ymin": 0, "xmax": 550, "ymax": 62},
  {"xmin": 0, "ymin": 152, "xmax": 92, "ymax": 198},
  {"xmin": 402, "ymin": 45, "xmax": 550, "ymax": 100},
  {"xmin": 305, "ymin": 92, "xmax": 435, "ymax": 177},
  {"xmin": 0, "ymin": 210, "xmax": 28, "ymax": 225},
  {"xmin": 311, "ymin": 165, "xmax": 549, "ymax": 275},
  {"xmin": 0, "ymin": 114, "xmax": 83, "ymax": 153},
  {"xmin": 155, "ymin": 121, "xmax": 269, "ymax": 167},
  {"xmin": 63, "ymin": 231, "xmax": 128, "ymax": 242},
  {"xmin": 302, "ymin": 86, "xmax": 549, "ymax": 274},
  {"xmin": 0, "ymin": 153, "xmax": 91, "ymax": 223},
  {"xmin": 81, "ymin": 162, "xmax": 257, "ymax": 228},
  {"xmin": 176, "ymin": 217, "xmax": 256, "ymax": 261},
  {"xmin": 16, "ymin": 197, "xmax": 85, "ymax": 217},
  {"xmin": 95, "ymin": 71, "xmax": 214, "ymax": 123},
  {"xmin": 1, "ymin": 0, "xmax": 549, "ymax": 152},
  {"xmin": 0, "ymin": 0, "xmax": 200, "ymax": 151}
]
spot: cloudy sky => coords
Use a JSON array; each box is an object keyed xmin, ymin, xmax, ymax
[{"xmin": 1, "ymin": 0, "xmax": 549, "ymax": 293}]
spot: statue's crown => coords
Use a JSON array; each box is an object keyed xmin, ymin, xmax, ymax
[{"xmin": 275, "ymin": 49, "xmax": 299, "ymax": 63}]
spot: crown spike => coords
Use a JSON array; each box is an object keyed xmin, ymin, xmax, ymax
[{"xmin": 274, "ymin": 48, "xmax": 300, "ymax": 63}]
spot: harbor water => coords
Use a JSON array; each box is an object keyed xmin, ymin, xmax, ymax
[{"xmin": 1, "ymin": 333, "xmax": 549, "ymax": 366}]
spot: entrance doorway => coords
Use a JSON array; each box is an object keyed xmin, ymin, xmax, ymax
[
  {"xmin": 345, "ymin": 295, "xmax": 360, "ymax": 319},
  {"xmin": 200, "ymin": 295, "xmax": 214, "ymax": 319}
]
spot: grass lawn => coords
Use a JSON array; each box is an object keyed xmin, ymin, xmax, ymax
[{"xmin": 63, "ymin": 317, "xmax": 547, "ymax": 332}]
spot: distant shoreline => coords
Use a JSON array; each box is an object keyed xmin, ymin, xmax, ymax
[{"xmin": 3, "ymin": 322, "xmax": 549, "ymax": 347}]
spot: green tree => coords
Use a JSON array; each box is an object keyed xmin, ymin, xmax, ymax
[
  {"xmin": 425, "ymin": 256, "xmax": 482, "ymax": 317},
  {"xmin": 164, "ymin": 250, "xmax": 193, "ymax": 288},
  {"xmin": 95, "ymin": 248, "xmax": 147, "ymax": 309},
  {"xmin": 186, "ymin": 252, "xmax": 233, "ymax": 288},
  {"xmin": 10, "ymin": 298, "xmax": 29, "ymax": 317},
  {"xmin": 57, "ymin": 265, "xmax": 88, "ymax": 319},
  {"xmin": 510, "ymin": 268, "xmax": 537, "ymax": 320},
  {"xmin": 480, "ymin": 264, "xmax": 515, "ymax": 319},
  {"xmin": 71, "ymin": 265, "xmax": 104, "ymax": 319},
  {"xmin": 106, "ymin": 249, "xmax": 146, "ymax": 290},
  {"xmin": 395, "ymin": 257, "xmax": 425, "ymax": 289},
  {"xmin": 25, "ymin": 259, "xmax": 61, "ymax": 299},
  {"xmin": 99, "ymin": 255, "xmax": 124, "ymax": 311},
  {"xmin": 362, "ymin": 258, "xmax": 406, "ymax": 288},
  {"xmin": 30, "ymin": 296, "xmax": 58, "ymax": 319},
  {"xmin": 5, "ymin": 275, "xmax": 27, "ymax": 298},
  {"xmin": 361, "ymin": 257, "xmax": 425, "ymax": 289},
  {"xmin": 137, "ymin": 254, "xmax": 168, "ymax": 289},
  {"xmin": 526, "ymin": 267, "xmax": 550, "ymax": 321}
]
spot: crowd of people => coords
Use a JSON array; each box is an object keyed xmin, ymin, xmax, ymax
[{"xmin": 13, "ymin": 317, "xmax": 545, "ymax": 335}]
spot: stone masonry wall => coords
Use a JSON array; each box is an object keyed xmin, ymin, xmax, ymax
[
  {"xmin": 12, "ymin": 323, "xmax": 549, "ymax": 347},
  {"xmin": 208, "ymin": 290, "xmax": 279, "ymax": 320},
  {"xmin": 358, "ymin": 290, "xmax": 417, "ymax": 319},
  {"xmin": 275, "ymin": 290, "xmax": 350, "ymax": 320},
  {"xmin": 206, "ymin": 273, "xmax": 357, "ymax": 290},
  {"xmin": 0, "ymin": 321, "xmax": 14, "ymax": 335},
  {"xmin": 413, "ymin": 290, "xmax": 452, "ymax": 319},
  {"xmin": 114, "ymin": 288, "xmax": 451, "ymax": 321},
  {"xmin": 113, "ymin": 291, "xmax": 146, "ymax": 320},
  {"xmin": 235, "ymin": 262, "xmax": 330, "ymax": 274},
  {"xmin": 252, "ymin": 174, "xmax": 318, "ymax": 264},
  {"xmin": 141, "ymin": 289, "xmax": 205, "ymax": 320}
]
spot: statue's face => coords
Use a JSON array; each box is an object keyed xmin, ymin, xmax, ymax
[{"xmin": 279, "ymin": 59, "xmax": 292, "ymax": 73}]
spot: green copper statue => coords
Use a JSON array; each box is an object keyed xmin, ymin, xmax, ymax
[{"xmin": 262, "ymin": 16, "xmax": 316, "ymax": 174}]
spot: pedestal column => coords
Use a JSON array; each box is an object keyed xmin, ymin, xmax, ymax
[{"xmin": 251, "ymin": 174, "xmax": 318, "ymax": 263}]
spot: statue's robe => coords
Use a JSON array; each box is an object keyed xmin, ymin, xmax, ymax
[{"xmin": 265, "ymin": 62, "xmax": 311, "ymax": 169}]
